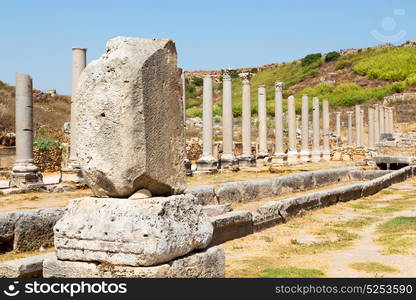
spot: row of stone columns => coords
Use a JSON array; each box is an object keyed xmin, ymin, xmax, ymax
[
  {"xmin": 10, "ymin": 47, "xmax": 87, "ymax": 187},
  {"xmin": 196, "ymin": 74, "xmax": 334, "ymax": 172},
  {"xmin": 343, "ymin": 104, "xmax": 395, "ymax": 148}
]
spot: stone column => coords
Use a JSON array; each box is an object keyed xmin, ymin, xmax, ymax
[
  {"xmin": 311, "ymin": 97, "xmax": 321, "ymax": 162},
  {"xmin": 10, "ymin": 73, "xmax": 43, "ymax": 188},
  {"xmin": 220, "ymin": 69, "xmax": 237, "ymax": 168},
  {"xmin": 299, "ymin": 95, "xmax": 310, "ymax": 162},
  {"xmin": 368, "ymin": 107, "xmax": 375, "ymax": 148},
  {"xmin": 181, "ymin": 70, "xmax": 192, "ymax": 176},
  {"xmin": 347, "ymin": 111, "xmax": 353, "ymax": 145},
  {"xmin": 355, "ymin": 104, "xmax": 361, "ymax": 146},
  {"xmin": 239, "ymin": 73, "xmax": 256, "ymax": 167},
  {"xmin": 257, "ymin": 85, "xmax": 268, "ymax": 158},
  {"xmin": 379, "ymin": 106, "xmax": 385, "ymax": 135},
  {"xmin": 322, "ymin": 99, "xmax": 330, "ymax": 161},
  {"xmin": 336, "ymin": 112, "xmax": 341, "ymax": 138},
  {"xmin": 62, "ymin": 47, "xmax": 86, "ymax": 183},
  {"xmin": 271, "ymin": 82, "xmax": 286, "ymax": 166},
  {"xmin": 384, "ymin": 107, "xmax": 390, "ymax": 134},
  {"xmin": 374, "ymin": 104, "xmax": 380, "ymax": 143},
  {"xmin": 389, "ymin": 108, "xmax": 394, "ymax": 134},
  {"xmin": 196, "ymin": 75, "xmax": 218, "ymax": 173},
  {"xmin": 361, "ymin": 109, "xmax": 365, "ymax": 146},
  {"xmin": 287, "ymin": 95, "xmax": 298, "ymax": 164}
]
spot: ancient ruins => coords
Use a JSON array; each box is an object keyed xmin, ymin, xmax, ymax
[{"xmin": 0, "ymin": 35, "xmax": 415, "ymax": 279}]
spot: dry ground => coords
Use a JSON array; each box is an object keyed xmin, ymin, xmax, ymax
[{"xmin": 223, "ymin": 178, "xmax": 416, "ymax": 278}]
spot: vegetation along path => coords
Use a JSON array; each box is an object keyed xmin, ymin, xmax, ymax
[{"xmin": 223, "ymin": 177, "xmax": 416, "ymax": 278}]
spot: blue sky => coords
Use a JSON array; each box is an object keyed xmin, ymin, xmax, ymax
[{"xmin": 1, "ymin": 0, "xmax": 415, "ymax": 94}]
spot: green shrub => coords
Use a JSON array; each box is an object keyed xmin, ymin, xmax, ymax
[
  {"xmin": 232, "ymin": 102, "xmax": 242, "ymax": 118},
  {"xmin": 213, "ymin": 104, "xmax": 222, "ymax": 116},
  {"xmin": 325, "ymin": 51, "xmax": 341, "ymax": 62},
  {"xmin": 192, "ymin": 76, "xmax": 203, "ymax": 86},
  {"xmin": 186, "ymin": 107, "xmax": 203, "ymax": 118},
  {"xmin": 34, "ymin": 135, "xmax": 63, "ymax": 151},
  {"xmin": 250, "ymin": 68, "xmax": 258, "ymax": 73},
  {"xmin": 231, "ymin": 70, "xmax": 239, "ymax": 79},
  {"xmin": 301, "ymin": 53, "xmax": 322, "ymax": 66}
]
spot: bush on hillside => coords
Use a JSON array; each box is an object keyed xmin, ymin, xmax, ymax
[
  {"xmin": 192, "ymin": 77, "xmax": 203, "ymax": 86},
  {"xmin": 325, "ymin": 51, "xmax": 341, "ymax": 62},
  {"xmin": 301, "ymin": 53, "xmax": 322, "ymax": 66}
]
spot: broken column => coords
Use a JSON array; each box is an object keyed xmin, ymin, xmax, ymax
[
  {"xmin": 239, "ymin": 73, "xmax": 256, "ymax": 167},
  {"xmin": 336, "ymin": 112, "xmax": 341, "ymax": 138},
  {"xmin": 287, "ymin": 95, "xmax": 298, "ymax": 164},
  {"xmin": 61, "ymin": 47, "xmax": 87, "ymax": 183},
  {"xmin": 44, "ymin": 37, "xmax": 224, "ymax": 278},
  {"xmin": 196, "ymin": 75, "xmax": 218, "ymax": 173},
  {"xmin": 355, "ymin": 104, "xmax": 361, "ymax": 146},
  {"xmin": 322, "ymin": 99, "xmax": 330, "ymax": 161},
  {"xmin": 311, "ymin": 97, "xmax": 321, "ymax": 162},
  {"xmin": 374, "ymin": 104, "xmax": 380, "ymax": 143},
  {"xmin": 271, "ymin": 82, "xmax": 286, "ymax": 166},
  {"xmin": 368, "ymin": 107, "xmax": 375, "ymax": 148},
  {"xmin": 347, "ymin": 111, "xmax": 353, "ymax": 146},
  {"xmin": 361, "ymin": 109, "xmax": 365, "ymax": 146},
  {"xmin": 10, "ymin": 73, "xmax": 43, "ymax": 188},
  {"xmin": 300, "ymin": 95, "xmax": 310, "ymax": 162},
  {"xmin": 257, "ymin": 85, "xmax": 268, "ymax": 159},
  {"xmin": 220, "ymin": 69, "xmax": 237, "ymax": 168},
  {"xmin": 388, "ymin": 108, "xmax": 394, "ymax": 134},
  {"xmin": 384, "ymin": 107, "xmax": 390, "ymax": 134}
]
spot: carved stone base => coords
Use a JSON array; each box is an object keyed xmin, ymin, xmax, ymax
[
  {"xmin": 238, "ymin": 155, "xmax": 256, "ymax": 168},
  {"xmin": 43, "ymin": 246, "xmax": 225, "ymax": 278},
  {"xmin": 311, "ymin": 151, "xmax": 322, "ymax": 162},
  {"xmin": 299, "ymin": 151, "xmax": 311, "ymax": 162},
  {"xmin": 10, "ymin": 163, "xmax": 43, "ymax": 188},
  {"xmin": 61, "ymin": 167, "xmax": 83, "ymax": 184},
  {"xmin": 322, "ymin": 151, "xmax": 331, "ymax": 161},
  {"xmin": 287, "ymin": 151, "xmax": 299, "ymax": 165},
  {"xmin": 219, "ymin": 154, "xmax": 239, "ymax": 170},
  {"xmin": 196, "ymin": 157, "xmax": 218, "ymax": 174}
]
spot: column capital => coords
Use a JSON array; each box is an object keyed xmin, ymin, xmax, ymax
[
  {"xmin": 222, "ymin": 69, "xmax": 232, "ymax": 81},
  {"xmin": 336, "ymin": 111, "xmax": 341, "ymax": 115},
  {"xmin": 239, "ymin": 72, "xmax": 252, "ymax": 84},
  {"xmin": 347, "ymin": 111, "xmax": 353, "ymax": 116},
  {"xmin": 203, "ymin": 74, "xmax": 212, "ymax": 79},
  {"xmin": 275, "ymin": 81, "xmax": 284, "ymax": 91},
  {"xmin": 72, "ymin": 47, "xmax": 87, "ymax": 51}
]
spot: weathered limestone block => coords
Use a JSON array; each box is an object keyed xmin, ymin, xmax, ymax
[
  {"xmin": 75, "ymin": 37, "xmax": 185, "ymax": 197},
  {"xmin": 253, "ymin": 201, "xmax": 285, "ymax": 232},
  {"xmin": 43, "ymin": 247, "xmax": 225, "ymax": 278},
  {"xmin": 0, "ymin": 253, "xmax": 54, "ymax": 278},
  {"xmin": 14, "ymin": 208, "xmax": 66, "ymax": 252},
  {"xmin": 216, "ymin": 182, "xmax": 243, "ymax": 203},
  {"xmin": 209, "ymin": 211, "xmax": 253, "ymax": 245},
  {"xmin": 54, "ymin": 195, "xmax": 213, "ymax": 267},
  {"xmin": 185, "ymin": 185, "xmax": 218, "ymax": 205},
  {"xmin": 202, "ymin": 204, "xmax": 233, "ymax": 217},
  {"xmin": 0, "ymin": 208, "xmax": 65, "ymax": 252}
]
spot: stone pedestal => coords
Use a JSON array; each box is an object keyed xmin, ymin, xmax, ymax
[
  {"xmin": 196, "ymin": 75, "xmax": 218, "ymax": 173},
  {"xmin": 322, "ymin": 99, "xmax": 330, "ymax": 161},
  {"xmin": 300, "ymin": 95, "xmax": 310, "ymax": 162},
  {"xmin": 311, "ymin": 97, "xmax": 321, "ymax": 162},
  {"xmin": 238, "ymin": 73, "xmax": 255, "ymax": 167},
  {"xmin": 287, "ymin": 95, "xmax": 298, "ymax": 164},
  {"xmin": 257, "ymin": 86, "xmax": 268, "ymax": 159},
  {"xmin": 10, "ymin": 73, "xmax": 43, "ymax": 188},
  {"xmin": 220, "ymin": 69, "xmax": 237, "ymax": 169}
]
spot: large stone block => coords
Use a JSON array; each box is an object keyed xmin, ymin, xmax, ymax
[
  {"xmin": 75, "ymin": 37, "xmax": 185, "ymax": 197},
  {"xmin": 43, "ymin": 246, "xmax": 224, "ymax": 278},
  {"xmin": 209, "ymin": 211, "xmax": 253, "ymax": 245},
  {"xmin": 185, "ymin": 185, "xmax": 218, "ymax": 205},
  {"xmin": 54, "ymin": 195, "xmax": 213, "ymax": 267}
]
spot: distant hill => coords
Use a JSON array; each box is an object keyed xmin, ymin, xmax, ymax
[
  {"xmin": 184, "ymin": 41, "xmax": 416, "ymax": 118},
  {"xmin": 0, "ymin": 80, "xmax": 70, "ymax": 140}
]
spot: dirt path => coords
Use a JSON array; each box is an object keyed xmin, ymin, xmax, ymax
[{"xmin": 223, "ymin": 178, "xmax": 416, "ymax": 278}]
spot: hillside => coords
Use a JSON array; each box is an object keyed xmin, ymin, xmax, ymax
[
  {"xmin": 0, "ymin": 80, "xmax": 70, "ymax": 141},
  {"xmin": 184, "ymin": 41, "xmax": 416, "ymax": 118}
]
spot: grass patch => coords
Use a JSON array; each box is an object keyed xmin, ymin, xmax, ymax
[
  {"xmin": 332, "ymin": 217, "xmax": 377, "ymax": 229},
  {"xmin": 260, "ymin": 267, "xmax": 325, "ymax": 278},
  {"xmin": 349, "ymin": 262, "xmax": 399, "ymax": 274},
  {"xmin": 376, "ymin": 216, "xmax": 416, "ymax": 254}
]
